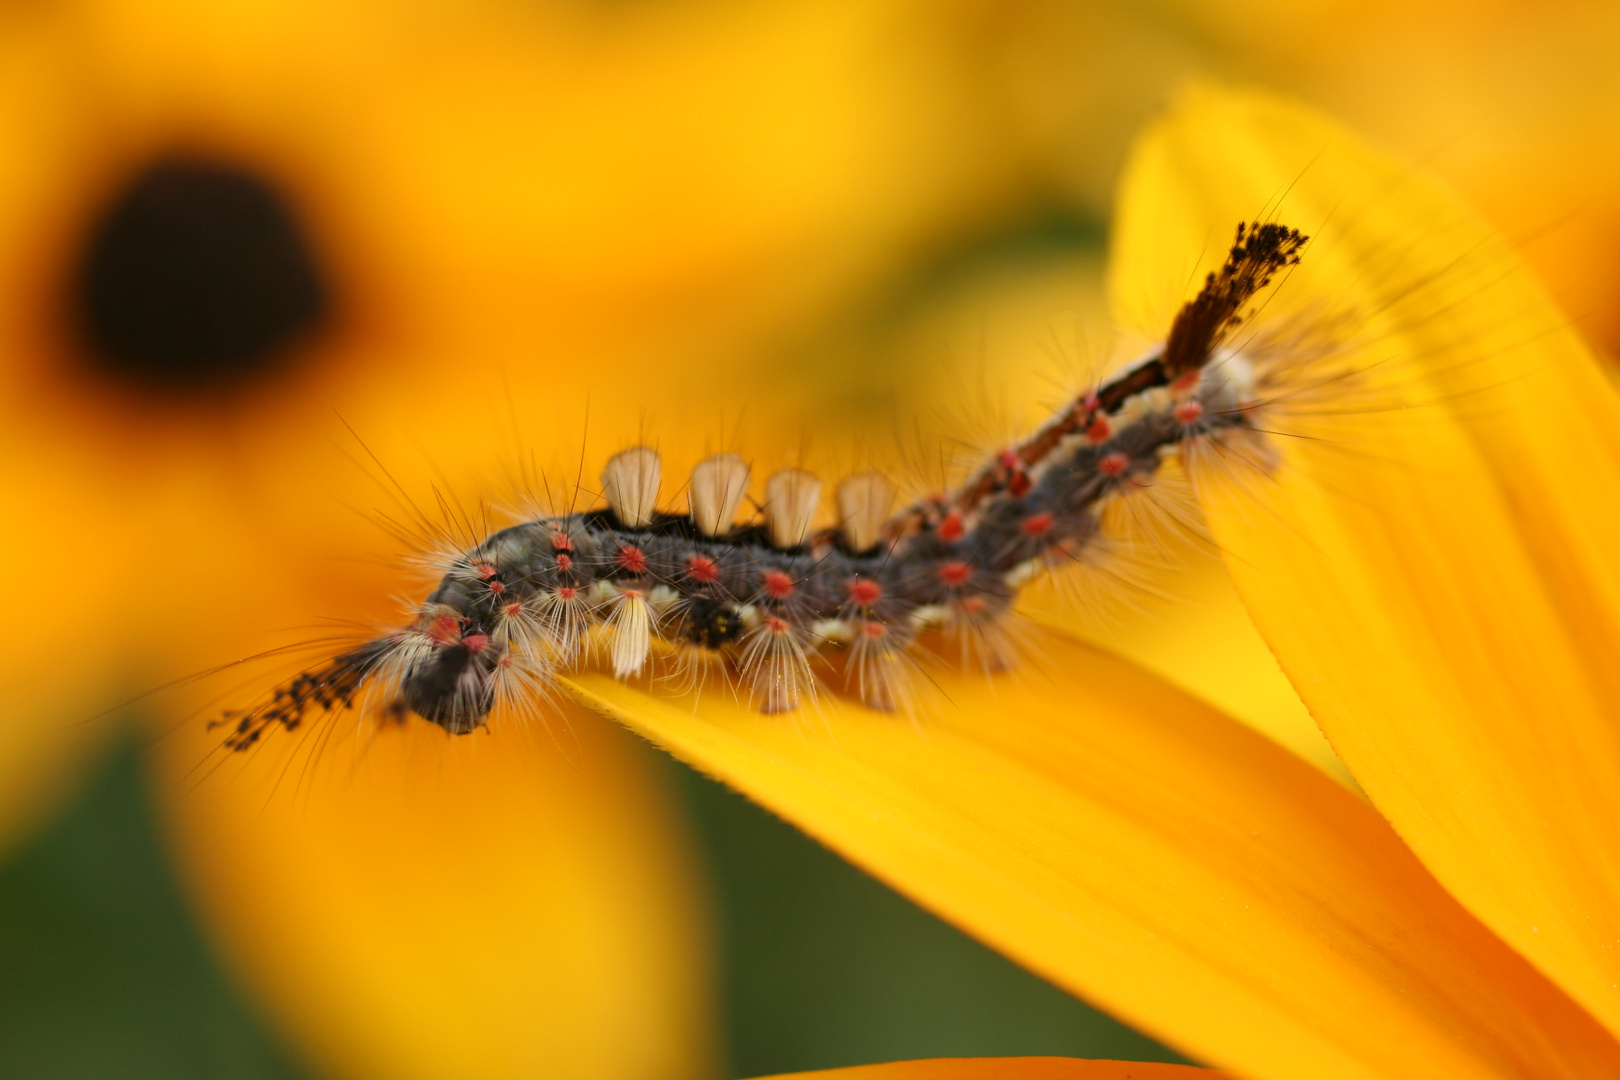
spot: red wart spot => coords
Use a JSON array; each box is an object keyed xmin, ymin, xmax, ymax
[
  {"xmin": 462, "ymin": 634, "xmax": 490, "ymax": 653},
  {"xmin": 937, "ymin": 511, "xmax": 964, "ymax": 542},
  {"xmin": 555, "ymin": 553, "xmax": 573, "ymax": 571},
  {"xmin": 472, "ymin": 561, "xmax": 497, "ymax": 580},
  {"xmin": 1085, "ymin": 416, "xmax": 1112, "ymax": 443},
  {"xmin": 487, "ymin": 579, "xmax": 506, "ymax": 595},
  {"xmin": 762, "ymin": 570, "xmax": 796, "ymax": 601},
  {"xmin": 550, "ymin": 531, "xmax": 572, "ymax": 551},
  {"xmin": 1007, "ymin": 470, "xmax": 1032, "ymax": 497},
  {"xmin": 615, "ymin": 546, "xmax": 648, "ymax": 574},
  {"xmin": 556, "ymin": 587, "xmax": 579, "ymax": 601},
  {"xmin": 1174, "ymin": 400, "xmax": 1204, "ymax": 425},
  {"xmin": 1170, "ymin": 370, "xmax": 1201, "ymax": 393},
  {"xmin": 847, "ymin": 577, "xmax": 883, "ymax": 607},
  {"xmin": 1099, "ymin": 453, "xmax": 1130, "ymax": 478},
  {"xmin": 427, "ymin": 614, "xmax": 462, "ymax": 645},
  {"xmin": 937, "ymin": 561, "xmax": 971, "ymax": 587},
  {"xmin": 1020, "ymin": 512, "xmax": 1054, "ymax": 538},
  {"xmin": 858, "ymin": 620, "xmax": 888, "ymax": 639},
  {"xmin": 763, "ymin": 614, "xmax": 791, "ymax": 634},
  {"xmin": 685, "ymin": 555, "xmax": 720, "ymax": 583}
]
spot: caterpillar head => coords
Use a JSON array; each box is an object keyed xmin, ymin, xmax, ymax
[{"xmin": 398, "ymin": 630, "xmax": 506, "ymax": 734}]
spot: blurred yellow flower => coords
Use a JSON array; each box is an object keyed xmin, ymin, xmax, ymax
[
  {"xmin": 0, "ymin": 0, "xmax": 1065, "ymax": 1077},
  {"xmin": 985, "ymin": 0, "xmax": 1620, "ymax": 356}
]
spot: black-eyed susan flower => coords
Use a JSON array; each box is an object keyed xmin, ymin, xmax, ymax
[
  {"xmin": 148, "ymin": 77, "xmax": 1620, "ymax": 1080},
  {"xmin": 0, "ymin": 0, "xmax": 1067, "ymax": 1077},
  {"xmin": 10, "ymin": 1, "xmax": 1620, "ymax": 1077}
]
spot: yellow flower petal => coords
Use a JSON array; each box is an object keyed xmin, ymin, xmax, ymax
[
  {"xmin": 1110, "ymin": 83, "xmax": 1620, "ymax": 1037},
  {"xmin": 153, "ymin": 702, "xmax": 713, "ymax": 1080},
  {"xmin": 752, "ymin": 1057, "xmax": 1218, "ymax": 1080},
  {"xmin": 565, "ymin": 628, "xmax": 1620, "ymax": 1080},
  {"xmin": 1022, "ymin": 538, "xmax": 1349, "ymax": 787}
]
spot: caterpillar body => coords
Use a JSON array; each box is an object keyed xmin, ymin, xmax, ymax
[{"xmin": 215, "ymin": 222, "xmax": 1306, "ymax": 750}]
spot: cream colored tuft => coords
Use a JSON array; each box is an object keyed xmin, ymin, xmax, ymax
[
  {"xmin": 764, "ymin": 469, "xmax": 822, "ymax": 549},
  {"xmin": 609, "ymin": 590, "xmax": 653, "ymax": 678},
  {"xmin": 688, "ymin": 454, "xmax": 751, "ymax": 537},
  {"xmin": 602, "ymin": 446, "xmax": 661, "ymax": 529},
  {"xmin": 835, "ymin": 472, "xmax": 895, "ymax": 553}
]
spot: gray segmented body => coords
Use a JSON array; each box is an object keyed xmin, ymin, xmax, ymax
[{"xmin": 216, "ymin": 222, "xmax": 1304, "ymax": 748}]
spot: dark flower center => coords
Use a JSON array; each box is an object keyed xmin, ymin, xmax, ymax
[{"xmin": 73, "ymin": 157, "xmax": 330, "ymax": 393}]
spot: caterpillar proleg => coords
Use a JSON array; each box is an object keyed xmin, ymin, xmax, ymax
[{"xmin": 213, "ymin": 222, "xmax": 1306, "ymax": 750}]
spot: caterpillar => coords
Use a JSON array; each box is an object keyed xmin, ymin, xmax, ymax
[{"xmin": 212, "ymin": 221, "xmax": 1306, "ymax": 751}]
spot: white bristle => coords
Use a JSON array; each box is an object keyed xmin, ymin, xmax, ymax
[
  {"xmin": 764, "ymin": 469, "xmax": 822, "ymax": 549},
  {"xmin": 609, "ymin": 589, "xmax": 653, "ymax": 678},
  {"xmin": 689, "ymin": 454, "xmax": 751, "ymax": 537},
  {"xmin": 739, "ymin": 615, "xmax": 816, "ymax": 714},
  {"xmin": 849, "ymin": 622, "xmax": 908, "ymax": 712},
  {"xmin": 602, "ymin": 446, "xmax": 661, "ymax": 529},
  {"xmin": 836, "ymin": 472, "xmax": 895, "ymax": 553},
  {"xmin": 534, "ymin": 587, "xmax": 590, "ymax": 663}
]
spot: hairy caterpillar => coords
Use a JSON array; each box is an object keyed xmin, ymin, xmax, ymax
[{"xmin": 212, "ymin": 221, "xmax": 1306, "ymax": 751}]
